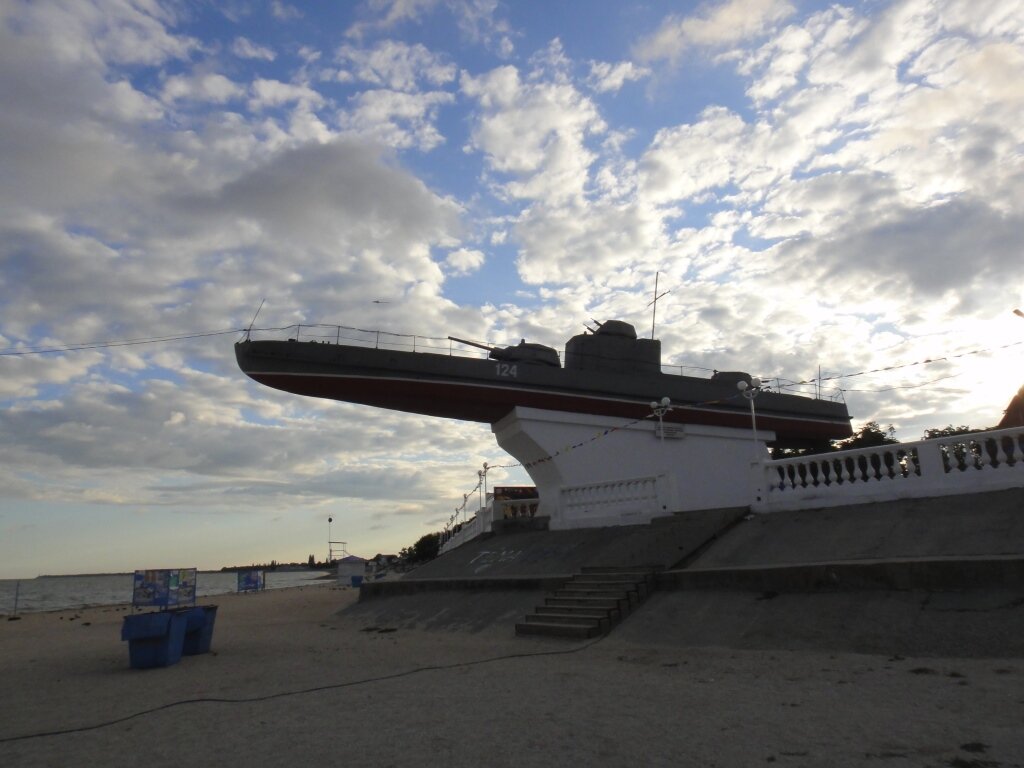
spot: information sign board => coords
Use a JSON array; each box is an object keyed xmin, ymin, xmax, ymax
[{"xmin": 131, "ymin": 568, "xmax": 197, "ymax": 609}]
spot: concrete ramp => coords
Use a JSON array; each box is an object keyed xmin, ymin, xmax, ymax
[{"xmin": 690, "ymin": 488, "xmax": 1024, "ymax": 569}]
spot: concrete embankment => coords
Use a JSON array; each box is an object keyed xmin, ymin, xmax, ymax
[{"xmin": 351, "ymin": 488, "xmax": 1024, "ymax": 655}]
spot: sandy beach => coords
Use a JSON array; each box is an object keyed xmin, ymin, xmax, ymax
[{"xmin": 2, "ymin": 582, "xmax": 1022, "ymax": 767}]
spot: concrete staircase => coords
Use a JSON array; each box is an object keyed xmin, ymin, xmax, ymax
[{"xmin": 515, "ymin": 567, "xmax": 656, "ymax": 639}]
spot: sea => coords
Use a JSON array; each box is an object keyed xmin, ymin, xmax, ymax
[{"xmin": 0, "ymin": 570, "xmax": 334, "ymax": 614}]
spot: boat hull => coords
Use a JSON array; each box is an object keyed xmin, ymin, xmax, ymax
[{"xmin": 235, "ymin": 340, "xmax": 852, "ymax": 446}]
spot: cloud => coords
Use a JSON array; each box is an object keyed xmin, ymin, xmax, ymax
[
  {"xmin": 232, "ymin": 36, "xmax": 276, "ymax": 61},
  {"xmin": 271, "ymin": 2, "xmax": 303, "ymax": 21},
  {"xmin": 334, "ymin": 40, "xmax": 456, "ymax": 91},
  {"xmin": 461, "ymin": 65, "xmax": 606, "ymax": 204},
  {"xmin": 637, "ymin": 0, "xmax": 796, "ymax": 63},
  {"xmin": 346, "ymin": 0, "xmax": 440, "ymax": 39},
  {"xmin": 338, "ymin": 89, "xmax": 455, "ymax": 150},
  {"xmin": 639, "ymin": 107, "xmax": 752, "ymax": 204},
  {"xmin": 161, "ymin": 73, "xmax": 245, "ymax": 103},
  {"xmin": 586, "ymin": 61, "xmax": 651, "ymax": 93},
  {"xmin": 445, "ymin": 248, "xmax": 485, "ymax": 275},
  {"xmin": 248, "ymin": 78, "xmax": 326, "ymax": 111}
]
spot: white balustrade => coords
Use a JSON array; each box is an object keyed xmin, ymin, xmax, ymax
[
  {"xmin": 753, "ymin": 426, "xmax": 1024, "ymax": 513},
  {"xmin": 559, "ymin": 475, "xmax": 669, "ymax": 528}
]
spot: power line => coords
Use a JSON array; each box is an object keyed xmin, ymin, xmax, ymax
[{"xmin": 0, "ymin": 329, "xmax": 245, "ymax": 357}]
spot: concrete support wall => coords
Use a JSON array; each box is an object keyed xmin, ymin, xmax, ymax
[{"xmin": 493, "ymin": 406, "xmax": 773, "ymax": 529}]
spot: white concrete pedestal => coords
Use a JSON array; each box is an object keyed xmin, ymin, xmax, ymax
[{"xmin": 492, "ymin": 407, "xmax": 774, "ymax": 529}]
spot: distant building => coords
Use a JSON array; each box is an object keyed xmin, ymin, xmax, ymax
[
  {"xmin": 335, "ymin": 554, "xmax": 367, "ymax": 581},
  {"xmin": 367, "ymin": 553, "xmax": 399, "ymax": 579}
]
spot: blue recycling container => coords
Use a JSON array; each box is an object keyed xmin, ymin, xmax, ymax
[
  {"xmin": 121, "ymin": 611, "xmax": 187, "ymax": 669},
  {"xmin": 350, "ymin": 575, "xmax": 363, "ymax": 587},
  {"xmin": 181, "ymin": 605, "xmax": 218, "ymax": 655}
]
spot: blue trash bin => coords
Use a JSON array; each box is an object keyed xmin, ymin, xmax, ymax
[
  {"xmin": 351, "ymin": 575, "xmax": 363, "ymax": 587},
  {"xmin": 121, "ymin": 611, "xmax": 187, "ymax": 669},
  {"xmin": 181, "ymin": 605, "xmax": 218, "ymax": 655}
]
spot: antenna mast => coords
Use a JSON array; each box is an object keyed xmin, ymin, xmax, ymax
[{"xmin": 648, "ymin": 272, "xmax": 670, "ymax": 339}]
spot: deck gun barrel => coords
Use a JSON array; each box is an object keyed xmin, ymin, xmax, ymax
[{"xmin": 448, "ymin": 336, "xmax": 495, "ymax": 352}]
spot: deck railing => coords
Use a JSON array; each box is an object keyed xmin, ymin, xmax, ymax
[{"xmin": 753, "ymin": 426, "xmax": 1024, "ymax": 513}]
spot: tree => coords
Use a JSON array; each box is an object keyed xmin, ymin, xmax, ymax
[
  {"xmin": 400, "ymin": 532, "xmax": 441, "ymax": 566},
  {"xmin": 832, "ymin": 421, "xmax": 897, "ymax": 451},
  {"xmin": 307, "ymin": 554, "xmax": 315, "ymax": 568},
  {"xmin": 922, "ymin": 424, "xmax": 976, "ymax": 440}
]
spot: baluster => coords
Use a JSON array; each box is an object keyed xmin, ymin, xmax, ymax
[
  {"xmin": 882, "ymin": 450, "xmax": 895, "ymax": 479},
  {"xmin": 797, "ymin": 463, "xmax": 808, "ymax": 488},
  {"xmin": 969, "ymin": 440, "xmax": 983, "ymax": 470},
  {"xmin": 1009, "ymin": 434, "xmax": 1020, "ymax": 464},
  {"xmin": 841, "ymin": 457, "xmax": 855, "ymax": 483},
  {"xmin": 939, "ymin": 443, "xmax": 952, "ymax": 472},
  {"xmin": 808, "ymin": 461, "xmax": 820, "ymax": 487},
  {"xmin": 991, "ymin": 438, "xmax": 1007, "ymax": 468},
  {"xmin": 774, "ymin": 466, "xmax": 786, "ymax": 491},
  {"xmin": 869, "ymin": 451, "xmax": 882, "ymax": 480},
  {"xmin": 856, "ymin": 454, "xmax": 869, "ymax": 482},
  {"xmin": 820, "ymin": 460, "xmax": 833, "ymax": 486},
  {"xmin": 954, "ymin": 441, "xmax": 968, "ymax": 471}
]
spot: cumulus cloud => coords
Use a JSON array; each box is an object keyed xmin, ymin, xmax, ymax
[
  {"xmin": 334, "ymin": 40, "xmax": 456, "ymax": 91},
  {"xmin": 161, "ymin": 73, "xmax": 245, "ymax": 103},
  {"xmin": 445, "ymin": 248, "xmax": 485, "ymax": 275},
  {"xmin": 339, "ymin": 89, "xmax": 455, "ymax": 150},
  {"xmin": 586, "ymin": 60, "xmax": 652, "ymax": 93},
  {"xmin": 637, "ymin": 0, "xmax": 796, "ymax": 62},
  {"xmin": 461, "ymin": 65, "xmax": 606, "ymax": 204},
  {"xmin": 248, "ymin": 78, "xmax": 326, "ymax": 111},
  {"xmin": 232, "ymin": 36, "xmax": 276, "ymax": 61}
]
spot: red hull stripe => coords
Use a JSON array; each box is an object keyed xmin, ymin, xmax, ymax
[{"xmin": 247, "ymin": 371, "xmax": 846, "ymax": 440}]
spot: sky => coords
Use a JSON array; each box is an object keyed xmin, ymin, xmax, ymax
[{"xmin": 1, "ymin": 0, "xmax": 1022, "ymax": 579}]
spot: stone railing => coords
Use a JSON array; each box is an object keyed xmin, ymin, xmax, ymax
[
  {"xmin": 439, "ymin": 513, "xmax": 483, "ymax": 554},
  {"xmin": 559, "ymin": 474, "xmax": 671, "ymax": 528},
  {"xmin": 753, "ymin": 426, "xmax": 1024, "ymax": 513}
]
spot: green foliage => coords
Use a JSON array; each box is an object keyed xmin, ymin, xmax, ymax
[
  {"xmin": 399, "ymin": 532, "xmax": 441, "ymax": 565},
  {"xmin": 832, "ymin": 421, "xmax": 898, "ymax": 451},
  {"xmin": 921, "ymin": 424, "xmax": 976, "ymax": 440}
]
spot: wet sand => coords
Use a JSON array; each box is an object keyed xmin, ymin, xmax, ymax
[{"xmin": 2, "ymin": 582, "xmax": 1022, "ymax": 767}]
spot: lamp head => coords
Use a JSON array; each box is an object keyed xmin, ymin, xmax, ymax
[
  {"xmin": 736, "ymin": 380, "xmax": 748, "ymax": 392},
  {"xmin": 751, "ymin": 377, "xmax": 762, "ymax": 388},
  {"xmin": 660, "ymin": 396, "xmax": 671, "ymax": 407}
]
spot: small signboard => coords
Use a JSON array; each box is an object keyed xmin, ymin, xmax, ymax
[
  {"xmin": 237, "ymin": 570, "xmax": 265, "ymax": 593},
  {"xmin": 131, "ymin": 568, "xmax": 197, "ymax": 609}
]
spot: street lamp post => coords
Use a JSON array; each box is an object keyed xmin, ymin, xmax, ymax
[
  {"xmin": 327, "ymin": 516, "xmax": 333, "ymax": 564},
  {"xmin": 736, "ymin": 377, "xmax": 763, "ymax": 458},
  {"xmin": 649, "ymin": 396, "xmax": 672, "ymax": 442}
]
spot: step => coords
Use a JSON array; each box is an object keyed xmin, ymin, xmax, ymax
[
  {"xmin": 515, "ymin": 621, "xmax": 601, "ymax": 639},
  {"xmin": 545, "ymin": 596, "xmax": 629, "ymax": 612},
  {"xmin": 580, "ymin": 566, "xmax": 657, "ymax": 578},
  {"xmin": 575, "ymin": 571, "xmax": 654, "ymax": 583},
  {"xmin": 554, "ymin": 588, "xmax": 638, "ymax": 603},
  {"xmin": 534, "ymin": 604, "xmax": 619, "ymax": 621},
  {"xmin": 562, "ymin": 581, "xmax": 647, "ymax": 599},
  {"xmin": 569, "ymin": 577, "xmax": 649, "ymax": 589},
  {"xmin": 523, "ymin": 613, "xmax": 609, "ymax": 631}
]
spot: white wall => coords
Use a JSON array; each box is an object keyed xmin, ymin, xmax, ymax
[{"xmin": 494, "ymin": 407, "xmax": 771, "ymax": 529}]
